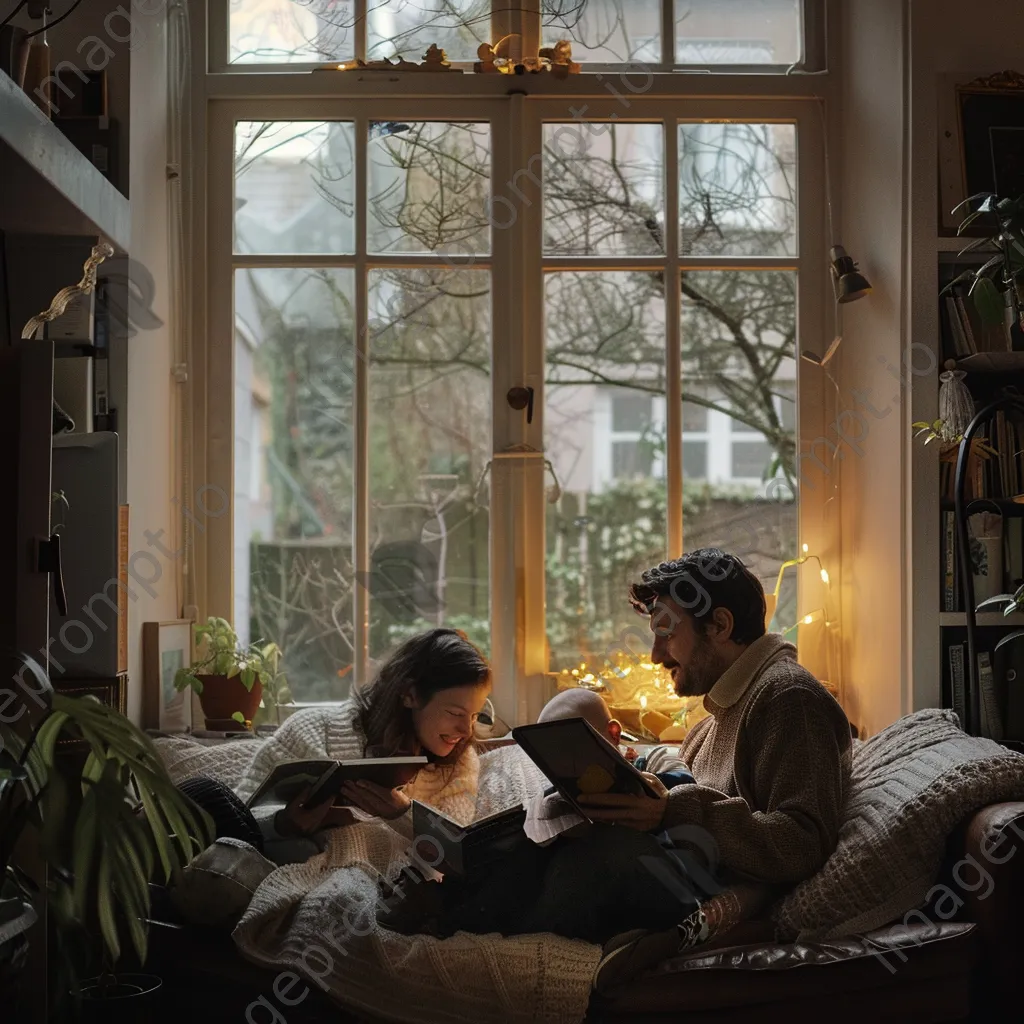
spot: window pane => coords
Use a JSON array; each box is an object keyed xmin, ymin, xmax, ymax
[
  {"xmin": 680, "ymin": 269, "xmax": 797, "ymax": 622},
  {"xmin": 369, "ymin": 122, "xmax": 491, "ymax": 256},
  {"xmin": 368, "ymin": 268, "xmax": 491, "ymax": 659},
  {"xmin": 732, "ymin": 440, "xmax": 773, "ymax": 478},
  {"xmin": 367, "ymin": 0, "xmax": 491, "ymax": 63},
  {"xmin": 542, "ymin": 0, "xmax": 662, "ymax": 63},
  {"xmin": 683, "ymin": 439, "xmax": 707, "ymax": 479},
  {"xmin": 234, "ymin": 267, "xmax": 357, "ymax": 705},
  {"xmin": 777, "ymin": 379, "xmax": 796, "ymax": 431},
  {"xmin": 229, "ymin": 1, "xmax": 356, "ymax": 64},
  {"xmin": 682, "ymin": 399, "xmax": 708, "ymax": 432},
  {"xmin": 545, "ymin": 271, "xmax": 666, "ymax": 673},
  {"xmin": 612, "ymin": 440, "xmax": 654, "ymax": 479},
  {"xmin": 235, "ymin": 121, "xmax": 355, "ymax": 256},
  {"xmin": 679, "ymin": 123, "xmax": 796, "ymax": 257},
  {"xmin": 676, "ymin": 0, "xmax": 803, "ymax": 65},
  {"xmin": 545, "ymin": 123, "xmax": 664, "ymax": 257},
  {"xmin": 611, "ymin": 393, "xmax": 653, "ymax": 433}
]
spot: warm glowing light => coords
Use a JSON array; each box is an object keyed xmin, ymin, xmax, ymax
[
  {"xmin": 803, "ymin": 614, "xmax": 814, "ymax": 625},
  {"xmin": 582, "ymin": 673, "xmax": 595, "ymax": 683},
  {"xmin": 820, "ymin": 568, "xmax": 830, "ymax": 584},
  {"xmin": 640, "ymin": 663, "xmax": 654, "ymax": 670},
  {"xmin": 640, "ymin": 694, "xmax": 648, "ymax": 709},
  {"xmin": 571, "ymin": 669, "xmax": 579, "ymax": 677},
  {"xmin": 802, "ymin": 543, "xmax": 809, "ymax": 553}
]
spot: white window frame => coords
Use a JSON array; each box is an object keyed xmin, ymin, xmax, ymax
[{"xmin": 190, "ymin": 1, "xmax": 834, "ymax": 726}]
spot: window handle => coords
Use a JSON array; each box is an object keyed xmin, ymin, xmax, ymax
[{"xmin": 507, "ymin": 385, "xmax": 535, "ymax": 424}]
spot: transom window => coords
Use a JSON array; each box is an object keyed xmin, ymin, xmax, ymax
[
  {"xmin": 200, "ymin": 1, "xmax": 829, "ymax": 722},
  {"xmin": 225, "ymin": 0, "xmax": 813, "ymax": 71}
]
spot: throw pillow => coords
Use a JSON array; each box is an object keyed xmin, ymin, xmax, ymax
[{"xmin": 774, "ymin": 707, "xmax": 1024, "ymax": 939}]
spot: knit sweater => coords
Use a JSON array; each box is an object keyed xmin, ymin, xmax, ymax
[
  {"xmin": 233, "ymin": 700, "xmax": 480, "ymax": 843},
  {"xmin": 664, "ymin": 632, "xmax": 852, "ymax": 886}
]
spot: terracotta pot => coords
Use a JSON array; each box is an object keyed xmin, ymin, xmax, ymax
[{"xmin": 195, "ymin": 674, "xmax": 262, "ymax": 730}]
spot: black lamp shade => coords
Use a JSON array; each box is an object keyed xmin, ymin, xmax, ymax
[{"xmin": 830, "ymin": 245, "xmax": 871, "ymax": 303}]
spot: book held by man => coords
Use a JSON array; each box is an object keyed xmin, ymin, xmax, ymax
[
  {"xmin": 246, "ymin": 755, "xmax": 427, "ymax": 809},
  {"xmin": 511, "ymin": 717, "xmax": 662, "ymax": 815}
]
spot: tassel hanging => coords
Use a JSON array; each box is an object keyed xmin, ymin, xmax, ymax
[{"xmin": 938, "ymin": 367, "xmax": 974, "ymax": 443}]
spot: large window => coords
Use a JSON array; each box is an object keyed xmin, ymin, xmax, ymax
[{"xmin": 202, "ymin": 1, "xmax": 827, "ymax": 718}]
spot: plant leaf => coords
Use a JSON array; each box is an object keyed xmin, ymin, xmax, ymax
[
  {"xmin": 231, "ymin": 711, "xmax": 246, "ymax": 724},
  {"xmin": 972, "ymin": 275, "xmax": 1006, "ymax": 326}
]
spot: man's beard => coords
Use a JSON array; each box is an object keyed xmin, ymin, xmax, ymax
[{"xmin": 672, "ymin": 634, "xmax": 725, "ymax": 697}]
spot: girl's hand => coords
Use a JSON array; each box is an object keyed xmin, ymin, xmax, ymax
[
  {"xmin": 340, "ymin": 780, "xmax": 412, "ymax": 820},
  {"xmin": 276, "ymin": 785, "xmax": 356, "ymax": 837}
]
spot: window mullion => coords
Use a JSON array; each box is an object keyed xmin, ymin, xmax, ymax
[
  {"xmin": 355, "ymin": 0, "xmax": 367, "ymax": 63},
  {"xmin": 516, "ymin": 0, "xmax": 540, "ymax": 60},
  {"xmin": 662, "ymin": 0, "xmax": 675, "ymax": 68},
  {"xmin": 665, "ymin": 118, "xmax": 683, "ymax": 558},
  {"xmin": 353, "ymin": 110, "xmax": 370, "ymax": 688}
]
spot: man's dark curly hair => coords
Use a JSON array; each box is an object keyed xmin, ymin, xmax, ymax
[{"xmin": 628, "ymin": 547, "xmax": 767, "ymax": 645}]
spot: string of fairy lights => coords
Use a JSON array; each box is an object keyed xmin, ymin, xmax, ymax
[{"xmin": 553, "ymin": 545, "xmax": 837, "ymax": 741}]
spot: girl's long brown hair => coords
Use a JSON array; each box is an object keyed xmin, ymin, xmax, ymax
[{"xmin": 353, "ymin": 628, "xmax": 491, "ymax": 765}]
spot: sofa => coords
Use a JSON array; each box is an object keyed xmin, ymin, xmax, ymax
[{"xmin": 147, "ymin": 712, "xmax": 1024, "ymax": 1023}]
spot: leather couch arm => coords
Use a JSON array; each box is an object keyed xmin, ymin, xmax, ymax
[{"xmin": 948, "ymin": 801, "xmax": 1024, "ymax": 1007}]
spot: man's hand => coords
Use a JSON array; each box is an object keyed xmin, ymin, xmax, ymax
[
  {"xmin": 340, "ymin": 780, "xmax": 412, "ymax": 820},
  {"xmin": 275, "ymin": 785, "xmax": 356, "ymax": 837},
  {"xmin": 576, "ymin": 772, "xmax": 669, "ymax": 832}
]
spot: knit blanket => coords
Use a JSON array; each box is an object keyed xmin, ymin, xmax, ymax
[
  {"xmin": 155, "ymin": 737, "xmax": 601, "ymax": 1024},
  {"xmin": 774, "ymin": 708, "xmax": 1024, "ymax": 939}
]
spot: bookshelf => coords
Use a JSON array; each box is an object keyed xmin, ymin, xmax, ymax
[{"xmin": 933, "ymin": 253, "xmax": 1024, "ymax": 748}]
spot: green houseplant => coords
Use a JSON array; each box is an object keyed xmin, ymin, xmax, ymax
[
  {"xmin": 173, "ymin": 617, "xmax": 284, "ymax": 730},
  {"xmin": 0, "ymin": 659, "xmax": 211, "ymax": 1012},
  {"xmin": 944, "ymin": 191, "xmax": 1024, "ymax": 340}
]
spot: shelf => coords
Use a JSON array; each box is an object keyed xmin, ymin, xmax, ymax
[
  {"xmin": 939, "ymin": 612, "xmax": 1024, "ymax": 627},
  {"xmin": 954, "ymin": 351, "xmax": 1024, "ymax": 373},
  {"xmin": 0, "ymin": 71, "xmax": 129, "ymax": 251},
  {"xmin": 940, "ymin": 497, "xmax": 1024, "ymax": 515}
]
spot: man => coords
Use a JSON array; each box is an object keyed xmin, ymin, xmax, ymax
[{"xmin": 580, "ymin": 547, "xmax": 853, "ymax": 889}]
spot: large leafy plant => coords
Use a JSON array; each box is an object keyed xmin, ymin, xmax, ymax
[
  {"xmin": 173, "ymin": 616, "xmax": 284, "ymax": 699},
  {"xmin": 0, "ymin": 660, "xmax": 212, "ymax": 976},
  {"xmin": 944, "ymin": 192, "xmax": 1024, "ymax": 329}
]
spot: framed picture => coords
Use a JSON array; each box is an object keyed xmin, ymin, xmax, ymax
[
  {"xmin": 142, "ymin": 619, "xmax": 193, "ymax": 733},
  {"xmin": 958, "ymin": 71, "xmax": 1024, "ymax": 207}
]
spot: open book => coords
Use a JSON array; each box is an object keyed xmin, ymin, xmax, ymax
[
  {"xmin": 246, "ymin": 755, "xmax": 427, "ymax": 809},
  {"xmin": 511, "ymin": 717, "xmax": 662, "ymax": 822},
  {"xmin": 411, "ymin": 800, "xmax": 528, "ymax": 876}
]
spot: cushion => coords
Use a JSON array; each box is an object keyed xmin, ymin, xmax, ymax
[
  {"xmin": 170, "ymin": 837, "xmax": 275, "ymax": 929},
  {"xmin": 774, "ymin": 708, "xmax": 1024, "ymax": 939}
]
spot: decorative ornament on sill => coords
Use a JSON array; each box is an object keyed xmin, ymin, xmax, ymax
[
  {"xmin": 475, "ymin": 36, "xmax": 580, "ymax": 77},
  {"xmin": 320, "ymin": 43, "xmax": 458, "ymax": 73},
  {"xmin": 937, "ymin": 362, "xmax": 975, "ymax": 443}
]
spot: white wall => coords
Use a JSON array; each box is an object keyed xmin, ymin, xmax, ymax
[
  {"xmin": 836, "ymin": 0, "xmax": 908, "ymax": 737},
  {"xmin": 125, "ymin": 4, "xmax": 172, "ymax": 725}
]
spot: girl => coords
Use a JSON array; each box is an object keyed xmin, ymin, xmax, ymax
[{"xmin": 234, "ymin": 628, "xmax": 491, "ymax": 861}]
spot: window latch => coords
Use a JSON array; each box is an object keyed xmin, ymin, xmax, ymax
[{"xmin": 506, "ymin": 385, "xmax": 535, "ymax": 424}]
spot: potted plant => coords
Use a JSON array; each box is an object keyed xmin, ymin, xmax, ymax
[
  {"xmin": 173, "ymin": 617, "xmax": 283, "ymax": 731},
  {"xmin": 0, "ymin": 659, "xmax": 211, "ymax": 1016},
  {"xmin": 944, "ymin": 192, "xmax": 1024, "ymax": 344}
]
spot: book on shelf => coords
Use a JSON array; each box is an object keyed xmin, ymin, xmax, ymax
[
  {"xmin": 941, "ymin": 282, "xmax": 1009, "ymax": 358},
  {"xmin": 977, "ymin": 650, "xmax": 1004, "ymax": 742},
  {"xmin": 948, "ymin": 642, "xmax": 967, "ymax": 727}
]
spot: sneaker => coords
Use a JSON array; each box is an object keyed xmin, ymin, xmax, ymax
[{"xmin": 593, "ymin": 909, "xmax": 709, "ymax": 995}]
